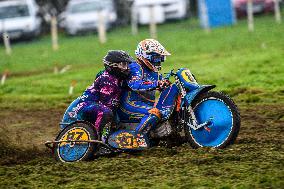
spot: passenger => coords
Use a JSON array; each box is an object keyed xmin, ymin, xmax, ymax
[{"xmin": 62, "ymin": 50, "xmax": 134, "ymax": 142}]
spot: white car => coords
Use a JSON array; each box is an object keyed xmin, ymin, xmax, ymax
[
  {"xmin": 133, "ymin": 0, "xmax": 189, "ymax": 24},
  {"xmin": 0, "ymin": 0, "xmax": 42, "ymax": 40},
  {"xmin": 59, "ymin": 0, "xmax": 117, "ymax": 35}
]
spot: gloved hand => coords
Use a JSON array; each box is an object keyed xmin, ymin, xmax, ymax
[{"xmin": 157, "ymin": 79, "xmax": 171, "ymax": 90}]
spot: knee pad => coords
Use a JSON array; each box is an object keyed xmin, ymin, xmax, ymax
[{"xmin": 148, "ymin": 108, "xmax": 161, "ymax": 120}]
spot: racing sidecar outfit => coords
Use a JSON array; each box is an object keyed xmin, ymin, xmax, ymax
[
  {"xmin": 118, "ymin": 61, "xmax": 179, "ymax": 133},
  {"xmin": 61, "ymin": 71, "xmax": 123, "ymax": 134}
]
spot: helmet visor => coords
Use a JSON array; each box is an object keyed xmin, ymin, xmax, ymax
[{"xmin": 117, "ymin": 62, "xmax": 129, "ymax": 70}]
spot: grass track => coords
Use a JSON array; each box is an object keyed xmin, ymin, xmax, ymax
[
  {"xmin": 0, "ymin": 105, "xmax": 283, "ymax": 188},
  {"xmin": 0, "ymin": 15, "xmax": 283, "ymax": 109},
  {"xmin": 0, "ymin": 14, "xmax": 283, "ymax": 188}
]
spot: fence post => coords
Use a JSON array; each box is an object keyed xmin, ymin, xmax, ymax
[
  {"xmin": 247, "ymin": 0, "xmax": 254, "ymax": 32},
  {"xmin": 54, "ymin": 65, "xmax": 59, "ymax": 74},
  {"xmin": 131, "ymin": 5, "xmax": 138, "ymax": 35},
  {"xmin": 1, "ymin": 70, "xmax": 9, "ymax": 85},
  {"xmin": 60, "ymin": 65, "xmax": 71, "ymax": 74},
  {"xmin": 69, "ymin": 80, "xmax": 77, "ymax": 95},
  {"xmin": 274, "ymin": 0, "xmax": 282, "ymax": 24},
  {"xmin": 51, "ymin": 15, "xmax": 59, "ymax": 51},
  {"xmin": 2, "ymin": 21, "xmax": 12, "ymax": 55},
  {"xmin": 149, "ymin": 5, "xmax": 157, "ymax": 39},
  {"xmin": 98, "ymin": 11, "xmax": 107, "ymax": 44},
  {"xmin": 3, "ymin": 32, "xmax": 12, "ymax": 55},
  {"xmin": 200, "ymin": 0, "xmax": 210, "ymax": 33}
]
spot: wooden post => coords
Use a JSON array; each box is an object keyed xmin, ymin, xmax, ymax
[
  {"xmin": 98, "ymin": 11, "xmax": 107, "ymax": 44},
  {"xmin": 1, "ymin": 70, "xmax": 9, "ymax": 85},
  {"xmin": 60, "ymin": 65, "xmax": 71, "ymax": 74},
  {"xmin": 200, "ymin": 0, "xmax": 210, "ymax": 33},
  {"xmin": 51, "ymin": 15, "xmax": 59, "ymax": 51},
  {"xmin": 149, "ymin": 5, "xmax": 157, "ymax": 39},
  {"xmin": 247, "ymin": 0, "xmax": 254, "ymax": 32},
  {"xmin": 2, "ymin": 21, "xmax": 12, "ymax": 55},
  {"xmin": 274, "ymin": 0, "xmax": 282, "ymax": 24},
  {"xmin": 131, "ymin": 5, "xmax": 138, "ymax": 35},
  {"xmin": 3, "ymin": 32, "xmax": 12, "ymax": 55},
  {"xmin": 69, "ymin": 80, "xmax": 77, "ymax": 95},
  {"xmin": 54, "ymin": 66, "xmax": 59, "ymax": 74}
]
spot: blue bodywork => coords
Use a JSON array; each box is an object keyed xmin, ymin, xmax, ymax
[
  {"xmin": 183, "ymin": 85, "xmax": 216, "ymax": 107},
  {"xmin": 175, "ymin": 68, "xmax": 233, "ymax": 147},
  {"xmin": 176, "ymin": 74, "xmax": 233, "ymax": 147},
  {"xmin": 191, "ymin": 99, "xmax": 233, "ymax": 147},
  {"xmin": 60, "ymin": 98, "xmax": 82, "ymax": 129},
  {"xmin": 108, "ymin": 130, "xmax": 150, "ymax": 150}
]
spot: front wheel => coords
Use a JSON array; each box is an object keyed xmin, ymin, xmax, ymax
[
  {"xmin": 54, "ymin": 121, "xmax": 98, "ymax": 162},
  {"xmin": 185, "ymin": 91, "xmax": 240, "ymax": 149}
]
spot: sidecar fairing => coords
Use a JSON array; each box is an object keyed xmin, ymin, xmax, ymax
[
  {"xmin": 183, "ymin": 85, "xmax": 216, "ymax": 106},
  {"xmin": 108, "ymin": 130, "xmax": 150, "ymax": 150},
  {"xmin": 60, "ymin": 98, "xmax": 82, "ymax": 129}
]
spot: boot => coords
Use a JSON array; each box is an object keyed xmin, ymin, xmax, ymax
[{"xmin": 135, "ymin": 113, "xmax": 160, "ymax": 134}]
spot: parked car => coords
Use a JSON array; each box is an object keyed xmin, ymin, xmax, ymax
[
  {"xmin": 133, "ymin": 0, "xmax": 189, "ymax": 24},
  {"xmin": 0, "ymin": 0, "xmax": 42, "ymax": 40},
  {"xmin": 233, "ymin": 0, "xmax": 275, "ymax": 18},
  {"xmin": 59, "ymin": 0, "xmax": 117, "ymax": 35}
]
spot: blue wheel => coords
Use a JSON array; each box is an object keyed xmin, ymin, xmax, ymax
[
  {"xmin": 54, "ymin": 121, "xmax": 98, "ymax": 162},
  {"xmin": 185, "ymin": 91, "xmax": 240, "ymax": 148}
]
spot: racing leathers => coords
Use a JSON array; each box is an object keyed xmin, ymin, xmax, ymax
[
  {"xmin": 118, "ymin": 61, "xmax": 179, "ymax": 134},
  {"xmin": 61, "ymin": 71, "xmax": 123, "ymax": 136}
]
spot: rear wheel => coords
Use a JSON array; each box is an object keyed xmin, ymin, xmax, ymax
[
  {"xmin": 185, "ymin": 91, "xmax": 240, "ymax": 149},
  {"xmin": 54, "ymin": 121, "xmax": 98, "ymax": 162}
]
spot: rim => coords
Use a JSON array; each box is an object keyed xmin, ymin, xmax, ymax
[
  {"xmin": 57, "ymin": 127, "xmax": 90, "ymax": 162},
  {"xmin": 190, "ymin": 97, "xmax": 233, "ymax": 147}
]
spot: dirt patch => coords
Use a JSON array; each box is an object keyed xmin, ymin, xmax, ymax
[
  {"xmin": 0, "ymin": 104, "xmax": 283, "ymax": 165},
  {"xmin": 238, "ymin": 104, "xmax": 284, "ymax": 145},
  {"xmin": 0, "ymin": 108, "xmax": 63, "ymax": 165},
  {"xmin": 0, "ymin": 108, "xmax": 63, "ymax": 148}
]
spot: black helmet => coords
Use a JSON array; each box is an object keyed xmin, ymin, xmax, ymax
[{"xmin": 103, "ymin": 50, "xmax": 134, "ymax": 79}]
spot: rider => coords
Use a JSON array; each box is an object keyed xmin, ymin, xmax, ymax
[
  {"xmin": 118, "ymin": 39, "xmax": 179, "ymax": 135},
  {"xmin": 62, "ymin": 50, "xmax": 134, "ymax": 141}
]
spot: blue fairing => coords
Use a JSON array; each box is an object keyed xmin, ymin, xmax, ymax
[
  {"xmin": 60, "ymin": 98, "xmax": 83, "ymax": 129},
  {"xmin": 183, "ymin": 85, "xmax": 216, "ymax": 107},
  {"xmin": 190, "ymin": 99, "xmax": 233, "ymax": 147}
]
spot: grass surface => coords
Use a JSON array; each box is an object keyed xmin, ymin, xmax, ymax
[
  {"xmin": 0, "ymin": 15, "xmax": 283, "ymax": 188},
  {"xmin": 0, "ymin": 15, "xmax": 283, "ymax": 109}
]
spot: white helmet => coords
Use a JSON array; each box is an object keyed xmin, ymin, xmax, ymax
[{"xmin": 135, "ymin": 39, "xmax": 171, "ymax": 72}]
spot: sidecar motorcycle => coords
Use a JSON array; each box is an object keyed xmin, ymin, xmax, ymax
[{"xmin": 45, "ymin": 68, "xmax": 241, "ymax": 162}]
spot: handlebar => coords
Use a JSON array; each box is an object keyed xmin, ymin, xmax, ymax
[{"xmin": 164, "ymin": 69, "xmax": 176, "ymax": 80}]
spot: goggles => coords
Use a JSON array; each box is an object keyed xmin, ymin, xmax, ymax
[{"xmin": 147, "ymin": 53, "xmax": 165, "ymax": 64}]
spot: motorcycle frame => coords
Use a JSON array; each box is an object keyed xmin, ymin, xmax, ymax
[{"xmin": 168, "ymin": 70, "xmax": 216, "ymax": 131}]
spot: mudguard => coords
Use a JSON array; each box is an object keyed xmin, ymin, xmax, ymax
[{"xmin": 183, "ymin": 85, "xmax": 216, "ymax": 106}]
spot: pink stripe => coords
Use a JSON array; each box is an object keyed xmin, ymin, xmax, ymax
[
  {"xmin": 94, "ymin": 111, "xmax": 104, "ymax": 130},
  {"xmin": 162, "ymin": 86, "xmax": 172, "ymax": 104}
]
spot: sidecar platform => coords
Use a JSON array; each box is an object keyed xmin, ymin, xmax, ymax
[{"xmin": 108, "ymin": 130, "xmax": 150, "ymax": 150}]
